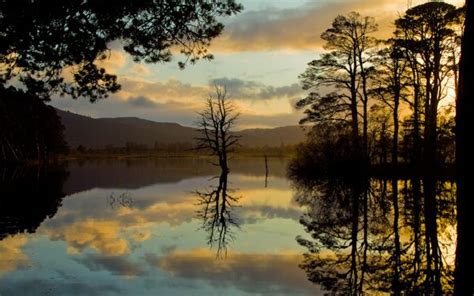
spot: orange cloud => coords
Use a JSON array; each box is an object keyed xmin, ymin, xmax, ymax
[
  {"xmin": 96, "ymin": 50, "xmax": 127, "ymax": 73},
  {"xmin": 0, "ymin": 235, "xmax": 30, "ymax": 276},
  {"xmin": 48, "ymin": 219, "xmax": 130, "ymax": 255},
  {"xmin": 211, "ymin": 0, "xmax": 461, "ymax": 52}
]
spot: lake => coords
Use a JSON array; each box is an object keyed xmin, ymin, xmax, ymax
[{"xmin": 0, "ymin": 158, "xmax": 457, "ymax": 295}]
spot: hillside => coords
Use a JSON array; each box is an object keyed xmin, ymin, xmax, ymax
[{"xmin": 56, "ymin": 109, "xmax": 306, "ymax": 148}]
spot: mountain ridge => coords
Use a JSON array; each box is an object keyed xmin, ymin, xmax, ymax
[{"xmin": 56, "ymin": 109, "xmax": 306, "ymax": 148}]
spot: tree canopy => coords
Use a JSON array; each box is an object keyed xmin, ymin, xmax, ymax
[{"xmin": 0, "ymin": 0, "xmax": 242, "ymax": 100}]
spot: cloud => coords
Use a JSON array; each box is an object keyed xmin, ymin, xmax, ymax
[
  {"xmin": 148, "ymin": 249, "xmax": 321, "ymax": 295},
  {"xmin": 75, "ymin": 254, "xmax": 146, "ymax": 277},
  {"xmin": 127, "ymin": 96, "xmax": 158, "ymax": 108},
  {"xmin": 118, "ymin": 78, "xmax": 207, "ymax": 104},
  {"xmin": 130, "ymin": 63, "xmax": 151, "ymax": 75},
  {"xmin": 211, "ymin": 0, "xmax": 425, "ymax": 52},
  {"xmin": 210, "ymin": 77, "xmax": 302, "ymax": 100},
  {"xmin": 96, "ymin": 50, "xmax": 127, "ymax": 73},
  {"xmin": 0, "ymin": 235, "xmax": 30, "ymax": 276},
  {"xmin": 237, "ymin": 112, "xmax": 303, "ymax": 129},
  {"xmin": 51, "ymin": 75, "xmax": 305, "ymax": 128},
  {"xmin": 118, "ymin": 77, "xmax": 301, "ymax": 103}
]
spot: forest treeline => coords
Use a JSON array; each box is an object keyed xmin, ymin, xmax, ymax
[
  {"xmin": 292, "ymin": 2, "xmax": 464, "ymax": 176},
  {"xmin": 0, "ymin": 88, "xmax": 68, "ymax": 161},
  {"xmin": 69, "ymin": 142, "xmax": 296, "ymax": 158}
]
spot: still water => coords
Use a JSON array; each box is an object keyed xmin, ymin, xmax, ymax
[{"xmin": 0, "ymin": 158, "xmax": 457, "ymax": 295}]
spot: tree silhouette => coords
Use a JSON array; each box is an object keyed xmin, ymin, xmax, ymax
[
  {"xmin": 454, "ymin": 0, "xmax": 473, "ymax": 294},
  {"xmin": 0, "ymin": 0, "xmax": 242, "ymax": 100},
  {"xmin": 297, "ymin": 12, "xmax": 378, "ymax": 159},
  {"xmin": 372, "ymin": 42, "xmax": 409, "ymax": 165},
  {"xmin": 195, "ymin": 171, "xmax": 239, "ymax": 258},
  {"xmin": 195, "ymin": 86, "xmax": 240, "ymax": 172},
  {"xmin": 394, "ymin": 2, "xmax": 463, "ymax": 170}
]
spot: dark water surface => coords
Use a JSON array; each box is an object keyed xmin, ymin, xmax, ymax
[{"xmin": 0, "ymin": 158, "xmax": 457, "ymax": 295}]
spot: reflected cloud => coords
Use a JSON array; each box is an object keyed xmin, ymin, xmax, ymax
[
  {"xmin": 0, "ymin": 159, "xmax": 312, "ymax": 294},
  {"xmin": 75, "ymin": 254, "xmax": 146, "ymax": 277},
  {"xmin": 150, "ymin": 248, "xmax": 319, "ymax": 295},
  {"xmin": 39, "ymin": 164, "xmax": 301, "ymax": 258},
  {"xmin": 238, "ymin": 205, "xmax": 301, "ymax": 224},
  {"xmin": 48, "ymin": 219, "xmax": 130, "ymax": 255},
  {"xmin": 0, "ymin": 278, "xmax": 122, "ymax": 296},
  {"xmin": 0, "ymin": 235, "xmax": 30, "ymax": 276}
]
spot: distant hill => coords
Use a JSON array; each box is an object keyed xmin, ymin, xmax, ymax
[{"xmin": 56, "ymin": 109, "xmax": 306, "ymax": 148}]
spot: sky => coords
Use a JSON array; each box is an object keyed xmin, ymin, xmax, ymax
[{"xmin": 49, "ymin": 0, "xmax": 463, "ymax": 129}]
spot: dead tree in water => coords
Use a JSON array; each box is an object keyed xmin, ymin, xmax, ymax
[{"xmin": 195, "ymin": 86, "xmax": 240, "ymax": 172}]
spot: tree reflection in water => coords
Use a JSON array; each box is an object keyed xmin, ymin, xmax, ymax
[
  {"xmin": 293, "ymin": 176, "xmax": 456, "ymax": 295},
  {"xmin": 195, "ymin": 171, "xmax": 240, "ymax": 258},
  {"xmin": 0, "ymin": 165, "xmax": 68, "ymax": 240}
]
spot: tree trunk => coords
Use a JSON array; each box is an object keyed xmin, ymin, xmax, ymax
[
  {"xmin": 423, "ymin": 177, "xmax": 442, "ymax": 295},
  {"xmin": 392, "ymin": 89, "xmax": 400, "ymax": 166},
  {"xmin": 454, "ymin": 0, "xmax": 474, "ymax": 294},
  {"xmin": 392, "ymin": 179, "xmax": 401, "ymax": 295}
]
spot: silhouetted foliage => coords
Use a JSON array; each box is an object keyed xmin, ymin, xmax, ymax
[
  {"xmin": 288, "ymin": 123, "xmax": 362, "ymax": 179},
  {"xmin": 0, "ymin": 0, "xmax": 242, "ymax": 100},
  {"xmin": 0, "ymin": 87, "xmax": 68, "ymax": 163}
]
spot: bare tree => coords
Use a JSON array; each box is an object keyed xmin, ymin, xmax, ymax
[{"xmin": 195, "ymin": 86, "xmax": 240, "ymax": 172}]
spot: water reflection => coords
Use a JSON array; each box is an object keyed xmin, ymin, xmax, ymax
[
  {"xmin": 0, "ymin": 159, "xmax": 463, "ymax": 295},
  {"xmin": 293, "ymin": 176, "xmax": 456, "ymax": 295},
  {"xmin": 1, "ymin": 158, "xmax": 314, "ymax": 295},
  {"xmin": 195, "ymin": 171, "xmax": 240, "ymax": 257},
  {"xmin": 0, "ymin": 165, "xmax": 68, "ymax": 240}
]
